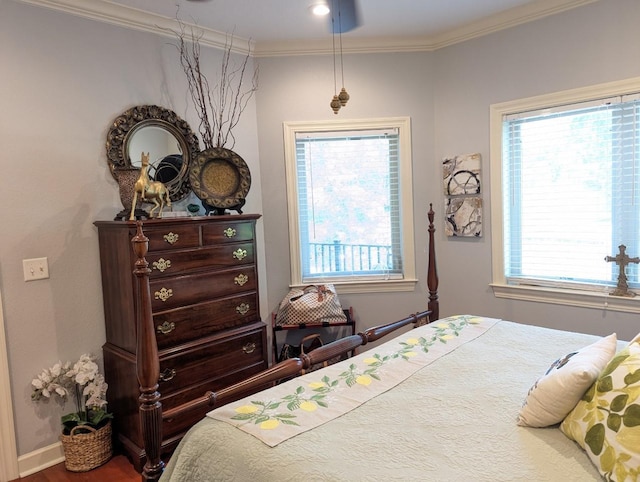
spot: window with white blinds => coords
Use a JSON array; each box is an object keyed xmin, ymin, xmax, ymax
[
  {"xmin": 500, "ymin": 90, "xmax": 640, "ymax": 291},
  {"xmin": 283, "ymin": 118, "xmax": 416, "ymax": 291}
]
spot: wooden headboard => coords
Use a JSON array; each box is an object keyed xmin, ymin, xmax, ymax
[{"xmin": 132, "ymin": 204, "xmax": 439, "ymax": 481}]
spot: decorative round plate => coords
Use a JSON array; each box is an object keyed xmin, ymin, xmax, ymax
[{"xmin": 189, "ymin": 147, "xmax": 251, "ymax": 209}]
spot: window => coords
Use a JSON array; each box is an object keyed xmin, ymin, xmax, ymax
[
  {"xmin": 283, "ymin": 117, "xmax": 416, "ymax": 293},
  {"xmin": 490, "ymin": 78, "xmax": 640, "ymax": 312}
]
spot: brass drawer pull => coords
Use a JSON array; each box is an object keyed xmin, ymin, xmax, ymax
[
  {"xmin": 233, "ymin": 248, "xmax": 247, "ymax": 261},
  {"xmin": 234, "ymin": 274, "xmax": 249, "ymax": 286},
  {"xmin": 236, "ymin": 303, "xmax": 250, "ymax": 315},
  {"xmin": 242, "ymin": 342, "xmax": 256, "ymax": 354},
  {"xmin": 156, "ymin": 321, "xmax": 175, "ymax": 335},
  {"xmin": 163, "ymin": 232, "xmax": 179, "ymax": 245},
  {"xmin": 158, "ymin": 368, "xmax": 176, "ymax": 382},
  {"xmin": 154, "ymin": 288, "xmax": 173, "ymax": 302},
  {"xmin": 152, "ymin": 258, "xmax": 172, "ymax": 272},
  {"xmin": 223, "ymin": 227, "xmax": 237, "ymax": 238}
]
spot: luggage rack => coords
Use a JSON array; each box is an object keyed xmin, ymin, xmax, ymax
[{"xmin": 271, "ymin": 307, "xmax": 356, "ymax": 364}]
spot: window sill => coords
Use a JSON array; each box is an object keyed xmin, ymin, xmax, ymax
[
  {"xmin": 293, "ymin": 279, "xmax": 419, "ymax": 294},
  {"xmin": 491, "ymin": 283, "xmax": 640, "ymax": 314}
]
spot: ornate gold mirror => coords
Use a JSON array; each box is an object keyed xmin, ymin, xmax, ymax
[{"xmin": 106, "ymin": 105, "xmax": 200, "ymax": 202}]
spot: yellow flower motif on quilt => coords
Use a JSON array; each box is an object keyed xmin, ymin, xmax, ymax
[
  {"xmin": 260, "ymin": 419, "xmax": 280, "ymax": 430},
  {"xmin": 436, "ymin": 323, "xmax": 449, "ymax": 329},
  {"xmin": 441, "ymin": 334, "xmax": 455, "ymax": 341},
  {"xmin": 308, "ymin": 381, "xmax": 325, "ymax": 389},
  {"xmin": 363, "ymin": 357, "xmax": 378, "ymax": 365},
  {"xmin": 300, "ymin": 401, "xmax": 318, "ymax": 412},
  {"xmin": 403, "ymin": 351, "xmax": 418, "ymax": 358},
  {"xmin": 467, "ymin": 317, "xmax": 482, "ymax": 324},
  {"xmin": 356, "ymin": 375, "xmax": 372, "ymax": 386},
  {"xmin": 405, "ymin": 338, "xmax": 419, "ymax": 345},
  {"xmin": 235, "ymin": 405, "xmax": 259, "ymax": 414}
]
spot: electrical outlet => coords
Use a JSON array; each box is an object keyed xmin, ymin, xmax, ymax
[{"xmin": 23, "ymin": 257, "xmax": 49, "ymax": 281}]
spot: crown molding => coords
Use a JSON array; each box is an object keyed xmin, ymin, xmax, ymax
[
  {"xmin": 18, "ymin": 0, "xmax": 597, "ymax": 57},
  {"xmin": 16, "ymin": 0, "xmax": 254, "ymax": 55},
  {"xmin": 429, "ymin": 0, "xmax": 599, "ymax": 50}
]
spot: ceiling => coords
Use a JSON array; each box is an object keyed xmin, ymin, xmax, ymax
[{"xmin": 21, "ymin": 0, "xmax": 596, "ymax": 55}]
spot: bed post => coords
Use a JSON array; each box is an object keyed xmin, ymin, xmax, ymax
[
  {"xmin": 132, "ymin": 222, "xmax": 164, "ymax": 481},
  {"xmin": 427, "ymin": 204, "xmax": 439, "ymax": 321}
]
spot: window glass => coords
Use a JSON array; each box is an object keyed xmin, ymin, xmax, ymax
[
  {"xmin": 497, "ymin": 88, "xmax": 640, "ymax": 291},
  {"xmin": 283, "ymin": 118, "xmax": 416, "ymax": 291}
]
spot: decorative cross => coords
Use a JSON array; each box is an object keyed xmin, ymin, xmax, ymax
[{"xmin": 605, "ymin": 245, "xmax": 640, "ymax": 297}]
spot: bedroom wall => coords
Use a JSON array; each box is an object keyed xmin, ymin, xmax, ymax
[
  {"xmin": 255, "ymin": 0, "xmax": 640, "ymax": 341},
  {"xmin": 431, "ymin": 0, "xmax": 640, "ymax": 340},
  {"xmin": 0, "ymin": 0, "xmax": 263, "ymax": 462},
  {"xmin": 2, "ymin": 0, "xmax": 639, "ymax": 471},
  {"xmin": 255, "ymin": 51, "xmax": 436, "ymax": 336}
]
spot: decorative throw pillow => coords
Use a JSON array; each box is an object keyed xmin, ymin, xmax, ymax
[
  {"xmin": 560, "ymin": 336, "xmax": 640, "ymax": 481},
  {"xmin": 517, "ymin": 333, "xmax": 617, "ymax": 427}
]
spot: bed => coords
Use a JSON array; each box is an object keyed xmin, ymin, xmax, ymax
[{"xmin": 131, "ymin": 207, "xmax": 638, "ymax": 481}]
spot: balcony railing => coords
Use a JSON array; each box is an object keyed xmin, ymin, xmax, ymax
[{"xmin": 309, "ymin": 241, "xmax": 393, "ymax": 274}]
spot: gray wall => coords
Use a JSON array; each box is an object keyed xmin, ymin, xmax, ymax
[
  {"xmin": 256, "ymin": 0, "xmax": 640, "ymax": 340},
  {"xmin": 0, "ymin": 1, "xmax": 263, "ymax": 457},
  {"xmin": 2, "ymin": 0, "xmax": 639, "ymax": 462}
]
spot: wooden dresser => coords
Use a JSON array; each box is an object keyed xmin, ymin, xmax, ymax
[{"xmin": 94, "ymin": 214, "xmax": 267, "ymax": 470}]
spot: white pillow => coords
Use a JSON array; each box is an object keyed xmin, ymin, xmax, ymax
[{"xmin": 517, "ymin": 333, "xmax": 617, "ymax": 427}]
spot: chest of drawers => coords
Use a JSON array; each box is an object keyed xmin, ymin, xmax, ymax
[{"xmin": 94, "ymin": 215, "xmax": 267, "ymax": 470}]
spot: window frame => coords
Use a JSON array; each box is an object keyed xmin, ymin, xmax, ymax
[
  {"xmin": 283, "ymin": 117, "xmax": 417, "ymax": 294},
  {"xmin": 489, "ymin": 77, "xmax": 640, "ymax": 314}
]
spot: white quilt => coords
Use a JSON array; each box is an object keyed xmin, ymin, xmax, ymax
[{"xmin": 161, "ymin": 318, "xmax": 604, "ymax": 481}]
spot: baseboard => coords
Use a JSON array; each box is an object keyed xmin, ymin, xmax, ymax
[{"xmin": 17, "ymin": 442, "xmax": 64, "ymax": 477}]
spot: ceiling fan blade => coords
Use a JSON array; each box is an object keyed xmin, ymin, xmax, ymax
[{"xmin": 329, "ymin": 0, "xmax": 361, "ymax": 34}]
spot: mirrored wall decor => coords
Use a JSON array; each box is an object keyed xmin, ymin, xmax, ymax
[{"xmin": 106, "ymin": 105, "xmax": 200, "ymax": 203}]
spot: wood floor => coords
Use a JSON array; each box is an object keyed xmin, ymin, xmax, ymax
[{"xmin": 13, "ymin": 455, "xmax": 140, "ymax": 482}]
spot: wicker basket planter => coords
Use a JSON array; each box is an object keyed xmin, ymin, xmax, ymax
[{"xmin": 60, "ymin": 421, "xmax": 112, "ymax": 472}]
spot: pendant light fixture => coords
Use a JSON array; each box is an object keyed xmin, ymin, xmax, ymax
[{"xmin": 329, "ymin": 0, "xmax": 350, "ymax": 114}]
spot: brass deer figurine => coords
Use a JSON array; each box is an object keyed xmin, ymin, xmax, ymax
[{"xmin": 130, "ymin": 152, "xmax": 171, "ymax": 220}]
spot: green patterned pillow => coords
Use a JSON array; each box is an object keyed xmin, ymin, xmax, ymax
[{"xmin": 560, "ymin": 336, "xmax": 640, "ymax": 481}]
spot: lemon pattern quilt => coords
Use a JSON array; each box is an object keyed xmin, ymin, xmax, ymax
[{"xmin": 208, "ymin": 315, "xmax": 498, "ymax": 446}]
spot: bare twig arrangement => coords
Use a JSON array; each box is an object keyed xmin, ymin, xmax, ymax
[{"xmin": 170, "ymin": 19, "xmax": 258, "ymax": 150}]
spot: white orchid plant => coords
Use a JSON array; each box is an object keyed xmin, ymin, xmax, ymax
[{"xmin": 31, "ymin": 354, "xmax": 112, "ymax": 434}]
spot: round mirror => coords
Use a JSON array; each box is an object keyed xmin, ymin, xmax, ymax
[{"xmin": 106, "ymin": 105, "xmax": 200, "ymax": 202}]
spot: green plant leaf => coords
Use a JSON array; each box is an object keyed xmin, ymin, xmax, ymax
[
  {"xmin": 611, "ymin": 394, "xmax": 629, "ymax": 413},
  {"xmin": 624, "ymin": 369, "xmax": 640, "ymax": 385},
  {"xmin": 231, "ymin": 413, "xmax": 256, "ymax": 421},
  {"xmin": 608, "ymin": 412, "xmax": 622, "ymax": 432},
  {"xmin": 280, "ymin": 419, "xmax": 299, "ymax": 426},
  {"xmin": 622, "ymin": 404, "xmax": 640, "ymax": 427},
  {"xmin": 601, "ymin": 352, "xmax": 630, "ymax": 377},
  {"xmin": 597, "ymin": 375, "xmax": 614, "ymax": 393},
  {"xmin": 585, "ymin": 423, "xmax": 605, "ymax": 455},
  {"xmin": 599, "ymin": 445, "xmax": 616, "ymax": 473},
  {"xmin": 582, "ymin": 383, "xmax": 596, "ymax": 402}
]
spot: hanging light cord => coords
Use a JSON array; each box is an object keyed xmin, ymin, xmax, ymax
[
  {"xmin": 338, "ymin": 1, "xmax": 345, "ymax": 88},
  {"xmin": 332, "ymin": 2, "xmax": 338, "ymax": 95}
]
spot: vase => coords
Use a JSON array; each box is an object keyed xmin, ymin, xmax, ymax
[
  {"xmin": 60, "ymin": 420, "xmax": 113, "ymax": 472},
  {"xmin": 113, "ymin": 167, "xmax": 148, "ymax": 220}
]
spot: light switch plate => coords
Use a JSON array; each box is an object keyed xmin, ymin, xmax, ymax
[{"xmin": 23, "ymin": 257, "xmax": 49, "ymax": 281}]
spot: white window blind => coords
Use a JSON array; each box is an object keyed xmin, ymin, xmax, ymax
[
  {"xmin": 294, "ymin": 128, "xmax": 402, "ymax": 281},
  {"xmin": 503, "ymin": 93, "xmax": 640, "ymax": 290}
]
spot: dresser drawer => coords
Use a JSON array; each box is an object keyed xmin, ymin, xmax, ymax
[
  {"xmin": 161, "ymin": 362, "xmax": 268, "ymax": 439},
  {"xmin": 202, "ymin": 221, "xmax": 255, "ymax": 245},
  {"xmin": 144, "ymin": 225, "xmax": 201, "ymax": 252},
  {"xmin": 158, "ymin": 327, "xmax": 266, "ymax": 395},
  {"xmin": 154, "ymin": 293, "xmax": 259, "ymax": 348},
  {"xmin": 147, "ymin": 243, "xmax": 256, "ymax": 278},
  {"xmin": 150, "ymin": 266, "xmax": 256, "ymax": 311}
]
